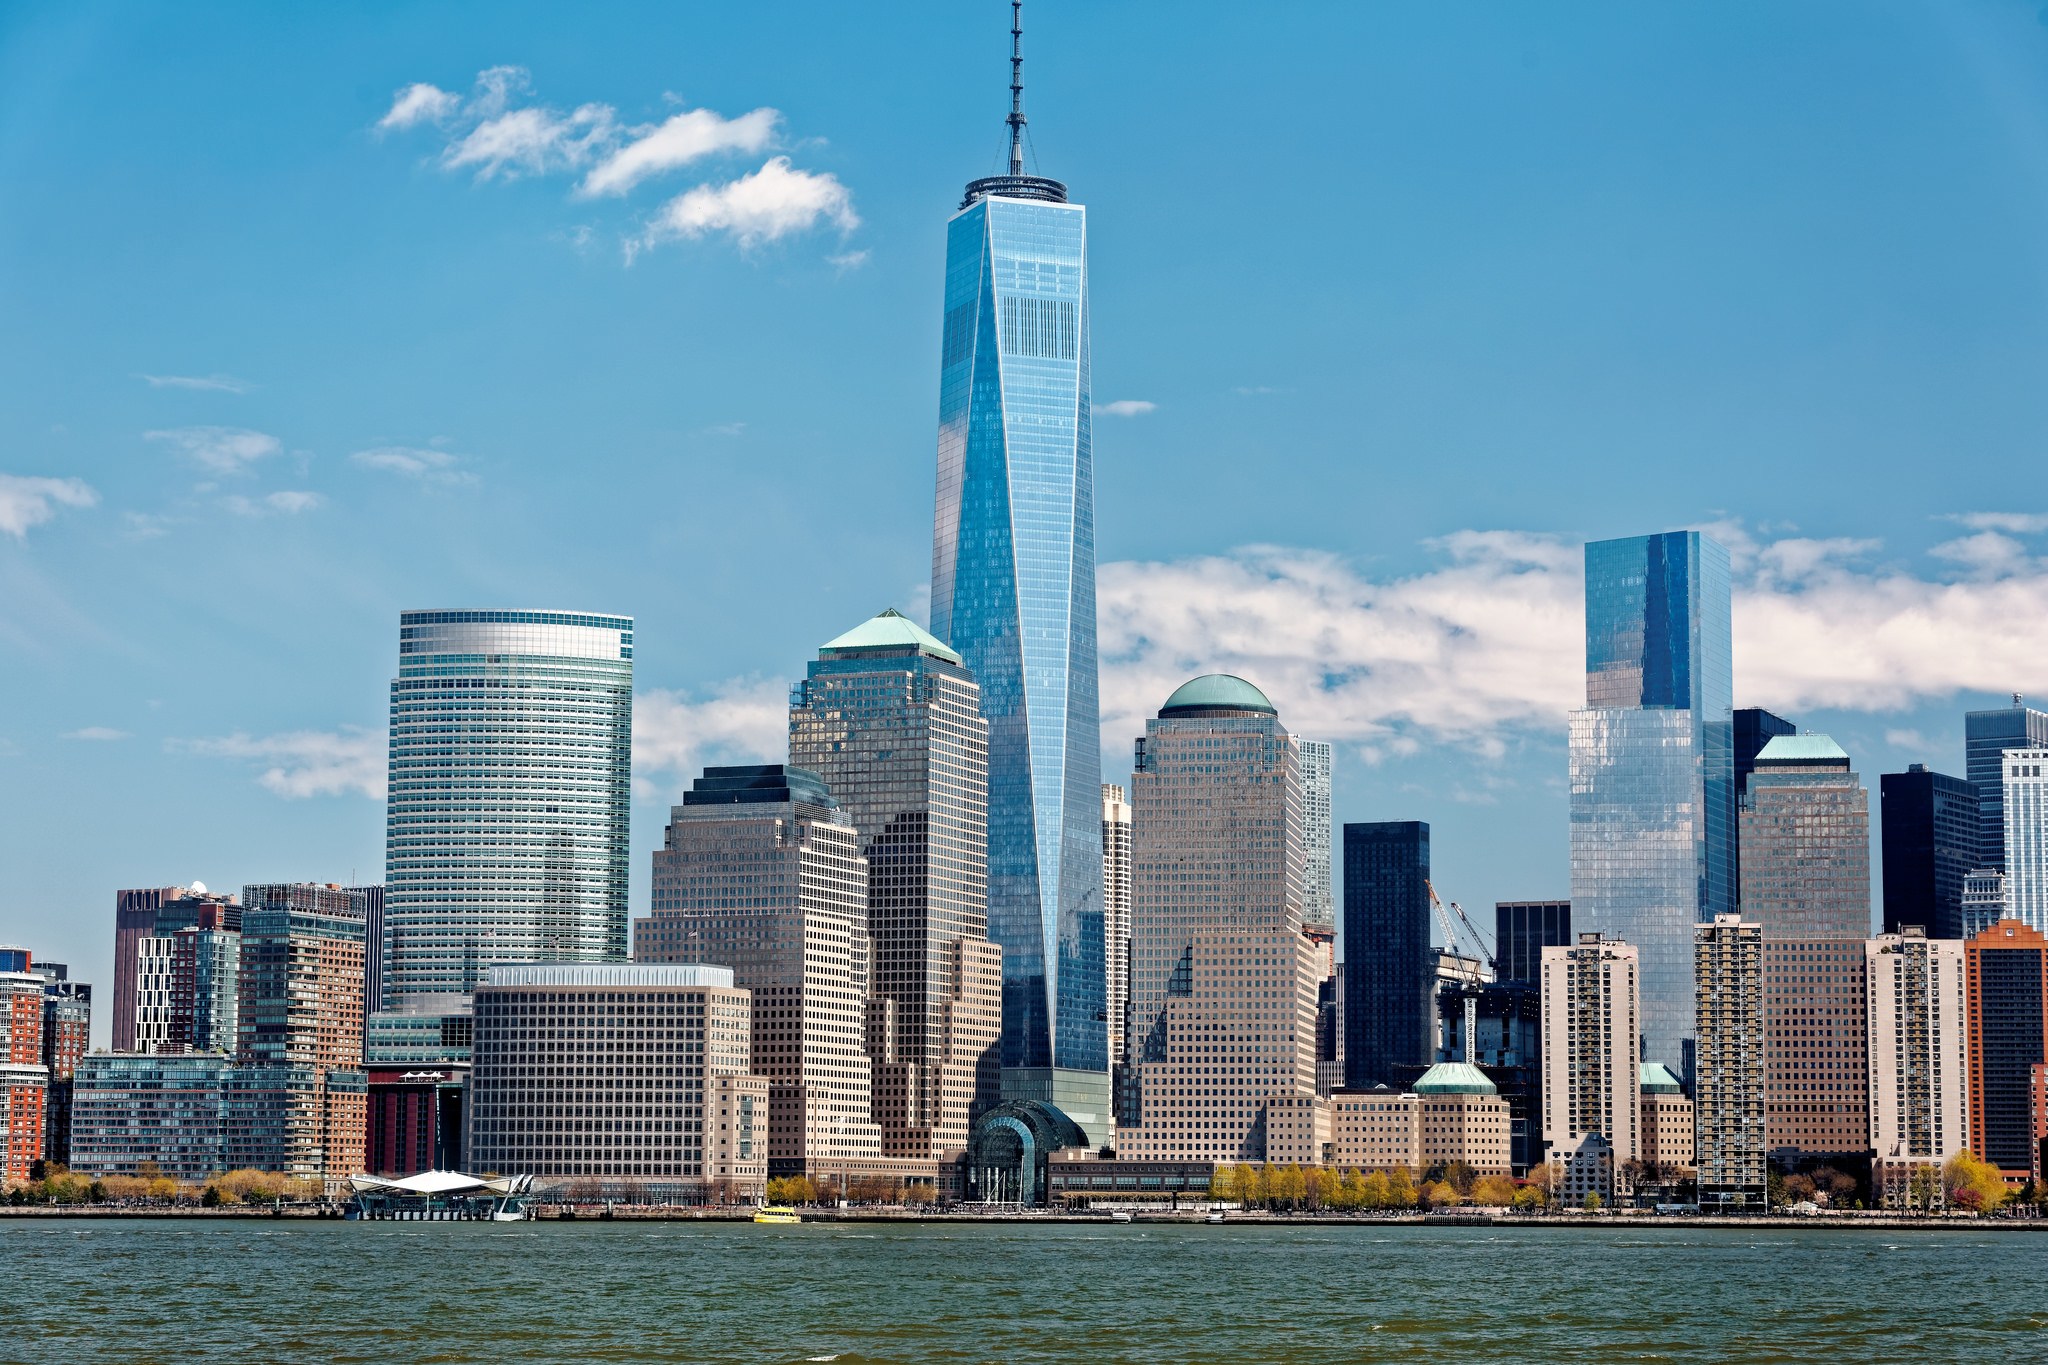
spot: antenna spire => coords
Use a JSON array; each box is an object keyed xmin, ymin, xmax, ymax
[{"xmin": 1007, "ymin": 0, "xmax": 1026, "ymax": 176}]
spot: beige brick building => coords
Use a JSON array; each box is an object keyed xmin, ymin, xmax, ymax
[{"xmin": 1328, "ymin": 1064, "xmax": 1512, "ymax": 1175}]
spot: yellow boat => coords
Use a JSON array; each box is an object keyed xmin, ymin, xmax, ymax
[{"xmin": 753, "ymin": 1205, "xmax": 802, "ymax": 1225}]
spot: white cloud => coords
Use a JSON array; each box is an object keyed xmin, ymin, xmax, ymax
[
  {"xmin": 63, "ymin": 726, "xmax": 129, "ymax": 741},
  {"xmin": 1095, "ymin": 400, "xmax": 1157, "ymax": 418},
  {"xmin": 637, "ymin": 157, "xmax": 858, "ymax": 253},
  {"xmin": 633, "ymin": 678, "xmax": 789, "ymax": 795},
  {"xmin": 1946, "ymin": 511, "xmax": 2048, "ymax": 534},
  {"xmin": 1929, "ymin": 530, "xmax": 2031, "ymax": 577},
  {"xmin": 378, "ymin": 81, "xmax": 461, "ymax": 131},
  {"xmin": 175, "ymin": 728, "xmax": 382, "ymax": 799},
  {"xmin": 827, "ymin": 249, "xmax": 870, "ymax": 271},
  {"xmin": 351, "ymin": 446, "xmax": 477, "ymax": 485},
  {"xmin": 140, "ymin": 373, "xmax": 254, "ymax": 394},
  {"xmin": 145, "ymin": 425, "xmax": 281, "ymax": 474},
  {"xmin": 0, "ymin": 475, "xmax": 97, "ymax": 536},
  {"xmin": 578, "ymin": 106, "xmax": 780, "ymax": 198},
  {"xmin": 443, "ymin": 102, "xmax": 619, "ymax": 180},
  {"xmin": 1096, "ymin": 526, "xmax": 2048, "ymax": 758},
  {"xmin": 224, "ymin": 490, "xmax": 322, "ymax": 516}
]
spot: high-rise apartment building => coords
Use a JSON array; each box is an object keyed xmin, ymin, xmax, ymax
[
  {"xmin": 636, "ymin": 766, "xmax": 885, "ymax": 1182},
  {"xmin": 1343, "ymin": 822, "xmax": 1432, "ymax": 1089},
  {"xmin": 131, "ymin": 900, "xmax": 241, "ymax": 1056},
  {"xmin": 1693, "ymin": 915, "xmax": 1765, "ymax": 1208},
  {"xmin": 68, "ymin": 1053, "xmax": 234, "ymax": 1181},
  {"xmin": 1569, "ymin": 531, "xmax": 1734, "ymax": 1075},
  {"xmin": 33, "ymin": 962, "xmax": 90, "ymax": 1165},
  {"xmin": 788, "ymin": 609, "xmax": 1003, "ymax": 1174},
  {"xmin": 237, "ymin": 883, "xmax": 368, "ymax": 1189},
  {"xmin": 1297, "ymin": 739, "xmax": 1334, "ymax": 925},
  {"xmin": 1880, "ymin": 765, "xmax": 1979, "ymax": 940},
  {"xmin": 1965, "ymin": 919, "xmax": 2048, "ymax": 1183},
  {"xmin": 1101, "ymin": 783, "xmax": 1133, "ymax": 1068},
  {"xmin": 2002, "ymin": 748, "xmax": 2048, "ymax": 934},
  {"xmin": 383, "ymin": 609, "xmax": 633, "ymax": 1005},
  {"xmin": 1118, "ymin": 675, "xmax": 1323, "ymax": 1158},
  {"xmin": 1, "ymin": 950, "xmax": 48, "ymax": 1183},
  {"xmin": 1965, "ymin": 697, "xmax": 2048, "ymax": 872},
  {"xmin": 1865, "ymin": 927, "xmax": 1967, "ymax": 1205},
  {"xmin": 468, "ymin": 963, "xmax": 768, "ymax": 1199},
  {"xmin": 1741, "ymin": 735, "xmax": 1872, "ymax": 1164},
  {"xmin": 1495, "ymin": 901, "xmax": 1571, "ymax": 985},
  {"xmin": 111, "ymin": 885, "xmax": 239, "ymax": 1051},
  {"xmin": 929, "ymin": 19, "xmax": 1103, "ymax": 1077},
  {"xmin": 1541, "ymin": 934, "xmax": 1641, "ymax": 1202}
]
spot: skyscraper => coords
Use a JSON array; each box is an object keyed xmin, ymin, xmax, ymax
[
  {"xmin": 2002, "ymin": 748, "xmax": 2048, "ymax": 934},
  {"xmin": 1865, "ymin": 927, "xmax": 1967, "ymax": 1205},
  {"xmin": 1, "ymin": 950, "xmax": 48, "ymax": 1184},
  {"xmin": 1693, "ymin": 915, "xmax": 1765, "ymax": 1208},
  {"xmin": 1741, "ymin": 735, "xmax": 1872, "ymax": 1165},
  {"xmin": 788, "ymin": 609, "xmax": 1003, "ymax": 1175},
  {"xmin": 1879, "ymin": 765, "xmax": 1978, "ymax": 939},
  {"xmin": 1569, "ymin": 530, "xmax": 1734, "ymax": 1075},
  {"xmin": 1733, "ymin": 708, "xmax": 1796, "ymax": 802},
  {"xmin": 1298, "ymin": 739, "xmax": 1335, "ymax": 925},
  {"xmin": 1964, "ymin": 697, "xmax": 2048, "ymax": 872},
  {"xmin": 636, "ymin": 766, "xmax": 886, "ymax": 1183},
  {"xmin": 383, "ymin": 610, "xmax": 633, "ymax": 1005},
  {"xmin": 1343, "ymin": 822, "xmax": 1432, "ymax": 1089},
  {"xmin": 1101, "ymin": 783, "xmax": 1133, "ymax": 1069},
  {"xmin": 33, "ymin": 962, "xmax": 89, "ymax": 1165},
  {"xmin": 111, "ymin": 885, "xmax": 237, "ymax": 1052},
  {"xmin": 1541, "ymin": 934, "xmax": 1642, "ymax": 1202},
  {"xmin": 929, "ymin": 7, "xmax": 1102, "ymax": 1076},
  {"xmin": 1964, "ymin": 919, "xmax": 2048, "ymax": 1183},
  {"xmin": 1494, "ymin": 900, "xmax": 1572, "ymax": 985}
]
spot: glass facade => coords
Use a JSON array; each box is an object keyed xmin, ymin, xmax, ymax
[
  {"xmin": 1569, "ymin": 531, "xmax": 1734, "ymax": 1073},
  {"xmin": 383, "ymin": 609, "xmax": 633, "ymax": 1004},
  {"xmin": 931, "ymin": 186, "xmax": 1103, "ymax": 1073},
  {"xmin": 1964, "ymin": 701, "xmax": 2048, "ymax": 872},
  {"xmin": 1342, "ymin": 821, "xmax": 1432, "ymax": 1089},
  {"xmin": 1879, "ymin": 765, "xmax": 1978, "ymax": 939}
]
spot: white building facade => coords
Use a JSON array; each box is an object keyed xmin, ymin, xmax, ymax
[
  {"xmin": 1541, "ymin": 934, "xmax": 1641, "ymax": 1202},
  {"xmin": 1865, "ymin": 927, "xmax": 1968, "ymax": 1206}
]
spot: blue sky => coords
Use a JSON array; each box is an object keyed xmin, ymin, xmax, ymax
[{"xmin": 6, "ymin": 1, "xmax": 2048, "ymax": 1039}]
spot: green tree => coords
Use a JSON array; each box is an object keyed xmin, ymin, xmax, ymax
[
  {"xmin": 1472, "ymin": 1175, "xmax": 1517, "ymax": 1207},
  {"xmin": 1207, "ymin": 1165, "xmax": 1240, "ymax": 1204},
  {"xmin": 1386, "ymin": 1167, "xmax": 1419, "ymax": 1211},
  {"xmin": 1360, "ymin": 1170, "xmax": 1391, "ymax": 1211},
  {"xmin": 1509, "ymin": 1184, "xmax": 1544, "ymax": 1213},
  {"xmin": 1582, "ymin": 1191, "xmax": 1603, "ymax": 1212},
  {"xmin": 1943, "ymin": 1152, "xmax": 2007, "ymax": 1213}
]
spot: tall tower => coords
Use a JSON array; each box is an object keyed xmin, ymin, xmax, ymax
[
  {"xmin": 1569, "ymin": 531, "xmax": 1734, "ymax": 1077},
  {"xmin": 1297, "ymin": 740, "xmax": 1335, "ymax": 925},
  {"xmin": 382, "ymin": 610, "xmax": 634, "ymax": 1005},
  {"xmin": 930, "ymin": 3, "xmax": 1102, "ymax": 1075},
  {"xmin": 1964, "ymin": 697, "xmax": 2048, "ymax": 873}
]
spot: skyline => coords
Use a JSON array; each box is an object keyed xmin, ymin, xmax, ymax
[{"xmin": 8, "ymin": 2, "xmax": 2048, "ymax": 1039}]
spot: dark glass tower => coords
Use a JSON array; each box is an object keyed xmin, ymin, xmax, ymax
[
  {"xmin": 1494, "ymin": 900, "xmax": 1572, "ymax": 985},
  {"xmin": 930, "ymin": 7, "xmax": 1102, "ymax": 1073},
  {"xmin": 1965, "ymin": 698, "xmax": 2048, "ymax": 872},
  {"xmin": 1569, "ymin": 531, "xmax": 1735, "ymax": 1072},
  {"xmin": 1342, "ymin": 821, "xmax": 1432, "ymax": 1089},
  {"xmin": 1880, "ymin": 764, "xmax": 1978, "ymax": 939}
]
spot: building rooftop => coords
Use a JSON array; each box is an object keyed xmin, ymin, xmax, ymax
[
  {"xmin": 482, "ymin": 963, "xmax": 736, "ymax": 990},
  {"xmin": 818, "ymin": 608, "xmax": 962, "ymax": 665},
  {"xmin": 682, "ymin": 764, "xmax": 837, "ymax": 811},
  {"xmin": 1412, "ymin": 1062, "xmax": 1497, "ymax": 1096},
  {"xmin": 1753, "ymin": 734, "xmax": 1851, "ymax": 766},
  {"xmin": 1639, "ymin": 1062, "xmax": 1685, "ymax": 1094},
  {"xmin": 1159, "ymin": 674, "xmax": 1277, "ymax": 718}
]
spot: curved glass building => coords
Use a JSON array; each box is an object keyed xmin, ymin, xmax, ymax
[
  {"xmin": 930, "ymin": 109, "xmax": 1102, "ymax": 1072},
  {"xmin": 382, "ymin": 609, "xmax": 633, "ymax": 1004}
]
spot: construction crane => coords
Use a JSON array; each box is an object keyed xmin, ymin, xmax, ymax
[{"xmin": 1425, "ymin": 879, "xmax": 1500, "ymax": 978}]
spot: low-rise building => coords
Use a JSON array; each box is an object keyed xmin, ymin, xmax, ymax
[
  {"xmin": 68, "ymin": 1052, "xmax": 232, "ymax": 1181},
  {"xmin": 1048, "ymin": 1153, "xmax": 1215, "ymax": 1206},
  {"xmin": 1326, "ymin": 1064, "xmax": 1513, "ymax": 1176},
  {"xmin": 1639, "ymin": 1063, "xmax": 1696, "ymax": 1182},
  {"xmin": 467, "ymin": 963, "xmax": 768, "ymax": 1202}
]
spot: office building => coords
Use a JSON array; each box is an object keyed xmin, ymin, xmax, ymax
[
  {"xmin": 111, "ymin": 885, "xmax": 239, "ymax": 1051},
  {"xmin": 1734, "ymin": 708, "xmax": 1797, "ymax": 800},
  {"xmin": 1965, "ymin": 919, "xmax": 2048, "ymax": 1183},
  {"xmin": 33, "ymin": 962, "xmax": 90, "ymax": 1165},
  {"xmin": 68, "ymin": 1053, "xmax": 233, "ymax": 1181},
  {"xmin": 1742, "ymin": 735, "xmax": 1872, "ymax": 1164},
  {"xmin": 1343, "ymin": 822, "xmax": 1432, "ymax": 1089},
  {"xmin": 1639, "ymin": 1062, "xmax": 1696, "ymax": 1180},
  {"xmin": 383, "ymin": 609, "xmax": 634, "ymax": 1005},
  {"xmin": 1865, "ymin": 928, "xmax": 1967, "ymax": 1206},
  {"xmin": 1121, "ymin": 675, "xmax": 1318, "ymax": 1157},
  {"xmin": 130, "ymin": 900, "xmax": 241, "ymax": 1056},
  {"xmin": 1298, "ymin": 739, "xmax": 1335, "ymax": 925},
  {"xmin": 1569, "ymin": 531, "xmax": 1734, "ymax": 1075},
  {"xmin": 1495, "ymin": 900, "xmax": 1571, "ymax": 986},
  {"xmin": 1881, "ymin": 765, "xmax": 1979, "ymax": 940},
  {"xmin": 2003, "ymin": 748, "xmax": 2048, "ymax": 934},
  {"xmin": 787, "ymin": 610, "xmax": 1003, "ymax": 1175},
  {"xmin": 1693, "ymin": 915, "xmax": 1765, "ymax": 1208},
  {"xmin": 1541, "ymin": 934, "xmax": 1641, "ymax": 1201},
  {"xmin": 1102, "ymin": 783, "xmax": 1133, "ymax": 1069},
  {"xmin": 1, "ymin": 951, "xmax": 48, "ymax": 1183},
  {"xmin": 238, "ymin": 883, "xmax": 368, "ymax": 1189},
  {"xmin": 1326, "ymin": 1064, "xmax": 1513, "ymax": 1175},
  {"xmin": 1965, "ymin": 696, "xmax": 2048, "ymax": 872},
  {"xmin": 366, "ymin": 1067, "xmax": 466, "ymax": 1177},
  {"xmin": 636, "ymin": 766, "xmax": 886, "ymax": 1182},
  {"xmin": 468, "ymin": 963, "xmax": 767, "ymax": 1199},
  {"xmin": 929, "ymin": 20, "xmax": 1104, "ymax": 1078},
  {"xmin": 352, "ymin": 884, "xmax": 386, "ymax": 1026}
]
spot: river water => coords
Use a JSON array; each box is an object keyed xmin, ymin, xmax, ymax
[{"xmin": 6, "ymin": 1218, "xmax": 2045, "ymax": 1362}]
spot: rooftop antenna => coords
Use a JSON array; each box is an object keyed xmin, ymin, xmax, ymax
[{"xmin": 1007, "ymin": 0, "xmax": 1027, "ymax": 176}]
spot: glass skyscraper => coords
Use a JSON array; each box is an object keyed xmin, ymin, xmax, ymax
[
  {"xmin": 382, "ymin": 610, "xmax": 633, "ymax": 1004},
  {"xmin": 1965, "ymin": 697, "xmax": 2048, "ymax": 872},
  {"xmin": 929, "ymin": 76, "xmax": 1102, "ymax": 1073},
  {"xmin": 1568, "ymin": 531, "xmax": 1734, "ymax": 1075}
]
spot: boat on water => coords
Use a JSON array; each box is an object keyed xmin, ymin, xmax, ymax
[
  {"xmin": 1206, "ymin": 1213, "xmax": 1225, "ymax": 1224},
  {"xmin": 754, "ymin": 1205, "xmax": 802, "ymax": 1225},
  {"xmin": 1109, "ymin": 1211, "xmax": 1133, "ymax": 1223}
]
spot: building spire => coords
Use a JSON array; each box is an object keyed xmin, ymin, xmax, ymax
[{"xmin": 1007, "ymin": 1, "xmax": 1027, "ymax": 176}]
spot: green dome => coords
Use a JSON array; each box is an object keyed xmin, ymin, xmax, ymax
[
  {"xmin": 1413, "ymin": 1062, "xmax": 1497, "ymax": 1096},
  {"xmin": 818, "ymin": 608, "xmax": 961, "ymax": 665},
  {"xmin": 1639, "ymin": 1062, "xmax": 1684, "ymax": 1094},
  {"xmin": 1159, "ymin": 674, "xmax": 1277, "ymax": 718}
]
